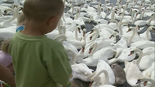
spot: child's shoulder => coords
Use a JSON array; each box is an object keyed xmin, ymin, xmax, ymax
[{"xmin": 43, "ymin": 38, "xmax": 63, "ymax": 48}]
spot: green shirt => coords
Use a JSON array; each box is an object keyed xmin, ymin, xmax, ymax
[{"xmin": 8, "ymin": 31, "xmax": 72, "ymax": 87}]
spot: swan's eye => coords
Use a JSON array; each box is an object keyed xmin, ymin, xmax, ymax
[
  {"xmin": 90, "ymin": 30, "xmax": 94, "ymax": 34},
  {"xmin": 128, "ymin": 51, "xmax": 134, "ymax": 56},
  {"xmin": 97, "ymin": 35, "xmax": 100, "ymax": 38},
  {"xmin": 127, "ymin": 29, "xmax": 132, "ymax": 32},
  {"xmin": 136, "ymin": 79, "xmax": 141, "ymax": 84},
  {"xmin": 3, "ymin": 10, "xmax": 7, "ymax": 15},
  {"xmin": 107, "ymin": 21, "xmax": 110, "ymax": 25}
]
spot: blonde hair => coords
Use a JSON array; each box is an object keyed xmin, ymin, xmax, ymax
[
  {"xmin": 17, "ymin": 13, "xmax": 25, "ymax": 26},
  {"xmin": 23, "ymin": 0, "xmax": 64, "ymax": 22},
  {"xmin": 0, "ymin": 39, "xmax": 11, "ymax": 53}
]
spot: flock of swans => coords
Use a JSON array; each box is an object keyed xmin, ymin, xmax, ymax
[{"xmin": 0, "ymin": 0, "xmax": 155, "ymax": 87}]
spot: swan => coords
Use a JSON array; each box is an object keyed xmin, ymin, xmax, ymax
[
  {"xmin": 88, "ymin": 60, "xmax": 115, "ymax": 85},
  {"xmin": 136, "ymin": 77, "xmax": 155, "ymax": 87},
  {"xmin": 123, "ymin": 26, "xmax": 142, "ymax": 45},
  {"xmin": 90, "ymin": 70, "xmax": 116, "ymax": 87},
  {"xmin": 125, "ymin": 61, "xmax": 144, "ymax": 87},
  {"xmin": 71, "ymin": 63, "xmax": 93, "ymax": 82},
  {"xmin": 140, "ymin": 26, "xmax": 154, "ymax": 40},
  {"xmin": 81, "ymin": 46, "xmax": 116, "ymax": 66},
  {"xmin": 111, "ymin": 63, "xmax": 126, "ymax": 85},
  {"xmin": 131, "ymin": 40, "xmax": 155, "ymax": 49},
  {"xmin": 120, "ymin": 9, "xmax": 134, "ymax": 22},
  {"xmin": 135, "ymin": 47, "xmax": 154, "ymax": 70},
  {"xmin": 108, "ymin": 19, "xmax": 129, "ymax": 36},
  {"xmin": 134, "ymin": 13, "xmax": 155, "ymax": 26},
  {"xmin": 54, "ymin": 35, "xmax": 78, "ymax": 55},
  {"xmin": 108, "ymin": 46, "xmax": 141, "ymax": 63},
  {"xmin": 142, "ymin": 47, "xmax": 155, "ymax": 55},
  {"xmin": 142, "ymin": 62, "xmax": 155, "ymax": 78},
  {"xmin": 67, "ymin": 29, "xmax": 86, "ymax": 49},
  {"xmin": 112, "ymin": 37, "xmax": 128, "ymax": 58},
  {"xmin": 107, "ymin": 8, "xmax": 117, "ymax": 20},
  {"xmin": 147, "ymin": 14, "xmax": 155, "ymax": 26},
  {"xmin": 0, "ymin": 28, "xmax": 15, "ymax": 40},
  {"xmin": 0, "ymin": 8, "xmax": 16, "ymax": 28}
]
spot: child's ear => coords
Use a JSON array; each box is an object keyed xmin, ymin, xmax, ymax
[{"xmin": 47, "ymin": 16, "xmax": 58, "ymax": 26}]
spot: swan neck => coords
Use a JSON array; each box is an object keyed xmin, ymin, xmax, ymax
[
  {"xmin": 4, "ymin": 9, "xmax": 16, "ymax": 23},
  {"xmin": 139, "ymin": 77, "xmax": 155, "ymax": 87},
  {"xmin": 135, "ymin": 48, "xmax": 143, "ymax": 67},
  {"xmin": 146, "ymin": 27, "xmax": 153, "ymax": 41},
  {"xmin": 75, "ymin": 27, "xmax": 78, "ymax": 40},
  {"xmin": 147, "ymin": 15, "xmax": 154, "ymax": 24},
  {"xmin": 128, "ymin": 28, "xmax": 136, "ymax": 45},
  {"xmin": 95, "ymin": 70, "xmax": 110, "ymax": 84},
  {"xmin": 89, "ymin": 43, "xmax": 98, "ymax": 55}
]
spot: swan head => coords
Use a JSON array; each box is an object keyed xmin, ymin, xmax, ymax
[
  {"xmin": 126, "ymin": 28, "xmax": 132, "ymax": 32},
  {"xmin": 152, "ymin": 27, "xmax": 155, "ymax": 31},
  {"xmin": 12, "ymin": 4, "xmax": 18, "ymax": 9},
  {"xmin": 83, "ymin": 29, "xmax": 86, "ymax": 36},
  {"xmin": 136, "ymin": 79, "xmax": 148, "ymax": 86}
]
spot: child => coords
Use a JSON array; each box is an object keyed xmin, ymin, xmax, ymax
[
  {"xmin": 16, "ymin": 13, "xmax": 25, "ymax": 32},
  {"xmin": 0, "ymin": 39, "xmax": 14, "ymax": 73},
  {"xmin": 0, "ymin": 64, "xmax": 16, "ymax": 87},
  {"xmin": 8, "ymin": 0, "xmax": 72, "ymax": 87}
]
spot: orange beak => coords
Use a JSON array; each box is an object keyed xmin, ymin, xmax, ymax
[
  {"xmin": 90, "ymin": 36, "xmax": 92, "ymax": 40},
  {"xmin": 143, "ymin": 81, "xmax": 147, "ymax": 86},
  {"xmin": 128, "ymin": 51, "xmax": 134, "ymax": 56},
  {"xmin": 89, "ymin": 48, "xmax": 93, "ymax": 54}
]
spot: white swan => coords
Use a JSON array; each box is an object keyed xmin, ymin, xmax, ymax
[
  {"xmin": 0, "ymin": 8, "xmax": 16, "ymax": 28},
  {"xmin": 142, "ymin": 47, "xmax": 155, "ymax": 56},
  {"xmin": 134, "ymin": 13, "xmax": 155, "ymax": 26},
  {"xmin": 0, "ymin": 28, "xmax": 15, "ymax": 40},
  {"xmin": 67, "ymin": 29, "xmax": 86, "ymax": 49},
  {"xmin": 88, "ymin": 60, "xmax": 115, "ymax": 85},
  {"xmin": 81, "ymin": 46, "xmax": 116, "ymax": 66},
  {"xmin": 136, "ymin": 77, "xmax": 155, "ymax": 87},
  {"xmin": 140, "ymin": 26, "xmax": 154, "ymax": 40},
  {"xmin": 142, "ymin": 62, "xmax": 155, "ymax": 78},
  {"xmin": 135, "ymin": 48, "xmax": 154, "ymax": 70},
  {"xmin": 71, "ymin": 63, "xmax": 93, "ymax": 82},
  {"xmin": 131, "ymin": 40, "xmax": 155, "ymax": 49},
  {"xmin": 108, "ymin": 46, "xmax": 139, "ymax": 64},
  {"xmin": 90, "ymin": 70, "xmax": 116, "ymax": 87},
  {"xmin": 125, "ymin": 61, "xmax": 143, "ymax": 87}
]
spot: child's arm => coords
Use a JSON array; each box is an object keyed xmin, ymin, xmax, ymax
[
  {"xmin": 0, "ymin": 64, "xmax": 16, "ymax": 87},
  {"xmin": 44, "ymin": 44, "xmax": 72, "ymax": 86}
]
